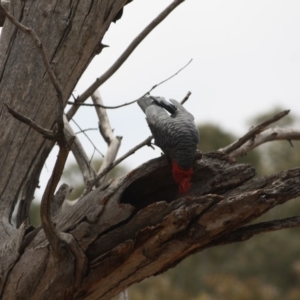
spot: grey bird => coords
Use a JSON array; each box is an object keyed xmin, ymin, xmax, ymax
[{"xmin": 138, "ymin": 95, "xmax": 199, "ymax": 193}]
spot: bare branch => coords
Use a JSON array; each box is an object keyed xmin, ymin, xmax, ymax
[
  {"xmin": 67, "ymin": 99, "xmax": 138, "ymax": 110},
  {"xmin": 83, "ymin": 136, "xmax": 153, "ymax": 196},
  {"xmin": 82, "ymin": 90, "xmax": 193, "ymax": 195},
  {"xmin": 75, "ymin": 128, "xmax": 98, "ymax": 134},
  {"xmin": 181, "ymin": 91, "xmax": 192, "ymax": 105},
  {"xmin": 67, "ymin": 58, "xmax": 192, "ymax": 113},
  {"xmin": 91, "ymin": 90, "xmax": 122, "ymax": 186},
  {"xmin": 40, "ymin": 138, "xmax": 74, "ymax": 253},
  {"xmin": 71, "ymin": 119, "xmax": 104, "ymax": 157},
  {"xmin": 207, "ymin": 216, "xmax": 300, "ymax": 248},
  {"xmin": 64, "ymin": 116, "xmax": 97, "ymax": 185},
  {"xmin": 229, "ymin": 127, "xmax": 300, "ymax": 158},
  {"xmin": 0, "ymin": 3, "xmax": 65, "ymax": 133},
  {"xmin": 220, "ymin": 110, "xmax": 290, "ymax": 155},
  {"xmin": 5, "ymin": 104, "xmax": 54, "ymax": 139},
  {"xmin": 149, "ymin": 59, "xmax": 192, "ymax": 92},
  {"xmin": 66, "ymin": 0, "xmax": 186, "ymax": 120}
]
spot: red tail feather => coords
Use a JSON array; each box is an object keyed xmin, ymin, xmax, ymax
[{"xmin": 172, "ymin": 161, "xmax": 193, "ymax": 194}]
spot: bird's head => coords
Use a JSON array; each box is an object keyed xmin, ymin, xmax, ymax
[{"xmin": 172, "ymin": 161, "xmax": 193, "ymax": 194}]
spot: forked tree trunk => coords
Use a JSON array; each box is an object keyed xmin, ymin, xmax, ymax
[{"xmin": 0, "ymin": 2, "xmax": 300, "ymax": 300}]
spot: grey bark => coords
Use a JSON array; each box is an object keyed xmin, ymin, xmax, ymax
[
  {"xmin": 0, "ymin": 0, "xmax": 9, "ymax": 26},
  {"xmin": 3, "ymin": 152, "xmax": 300, "ymax": 299},
  {"xmin": 1, "ymin": 1, "xmax": 300, "ymax": 300},
  {"xmin": 0, "ymin": 0, "xmax": 128, "ymax": 297}
]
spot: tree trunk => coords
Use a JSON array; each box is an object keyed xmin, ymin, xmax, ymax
[
  {"xmin": 0, "ymin": 0, "xmax": 127, "ymax": 297},
  {"xmin": 1, "ymin": 2, "xmax": 300, "ymax": 300}
]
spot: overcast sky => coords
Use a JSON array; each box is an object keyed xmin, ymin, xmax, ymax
[{"xmin": 38, "ymin": 0, "xmax": 300, "ymax": 195}]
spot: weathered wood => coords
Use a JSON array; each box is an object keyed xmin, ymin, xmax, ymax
[
  {"xmin": 0, "ymin": 0, "xmax": 128, "ymax": 296},
  {"xmin": 1, "ymin": 1, "xmax": 300, "ymax": 299},
  {"xmin": 2, "ymin": 152, "xmax": 300, "ymax": 299},
  {"xmin": 0, "ymin": 0, "xmax": 9, "ymax": 26}
]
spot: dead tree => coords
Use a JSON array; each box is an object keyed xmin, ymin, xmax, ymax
[{"xmin": 0, "ymin": 1, "xmax": 300, "ymax": 299}]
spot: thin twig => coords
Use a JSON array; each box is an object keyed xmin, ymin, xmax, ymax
[
  {"xmin": 75, "ymin": 128, "xmax": 98, "ymax": 135},
  {"xmin": 66, "ymin": 0, "xmax": 186, "ymax": 120},
  {"xmin": 0, "ymin": 4, "xmax": 65, "ymax": 133},
  {"xmin": 83, "ymin": 92, "xmax": 191, "ymax": 196},
  {"xmin": 71, "ymin": 119, "xmax": 104, "ymax": 157},
  {"xmin": 5, "ymin": 104, "xmax": 54, "ymax": 139},
  {"xmin": 67, "ymin": 58, "xmax": 192, "ymax": 112},
  {"xmin": 92, "ymin": 90, "xmax": 122, "ymax": 186},
  {"xmin": 82, "ymin": 90, "xmax": 193, "ymax": 194},
  {"xmin": 149, "ymin": 59, "xmax": 192, "ymax": 93},
  {"xmin": 83, "ymin": 136, "xmax": 153, "ymax": 196},
  {"xmin": 64, "ymin": 116, "xmax": 97, "ymax": 185},
  {"xmin": 221, "ymin": 110, "xmax": 290, "ymax": 155},
  {"xmin": 67, "ymin": 99, "xmax": 138, "ymax": 109},
  {"xmin": 89, "ymin": 147, "xmax": 96, "ymax": 166},
  {"xmin": 181, "ymin": 91, "xmax": 192, "ymax": 105}
]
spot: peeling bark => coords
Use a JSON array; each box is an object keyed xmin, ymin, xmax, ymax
[
  {"xmin": 0, "ymin": 0, "xmax": 129, "ymax": 297},
  {"xmin": 2, "ymin": 152, "xmax": 300, "ymax": 299}
]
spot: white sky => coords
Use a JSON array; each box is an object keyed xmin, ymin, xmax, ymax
[{"xmin": 37, "ymin": 0, "xmax": 300, "ymax": 196}]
